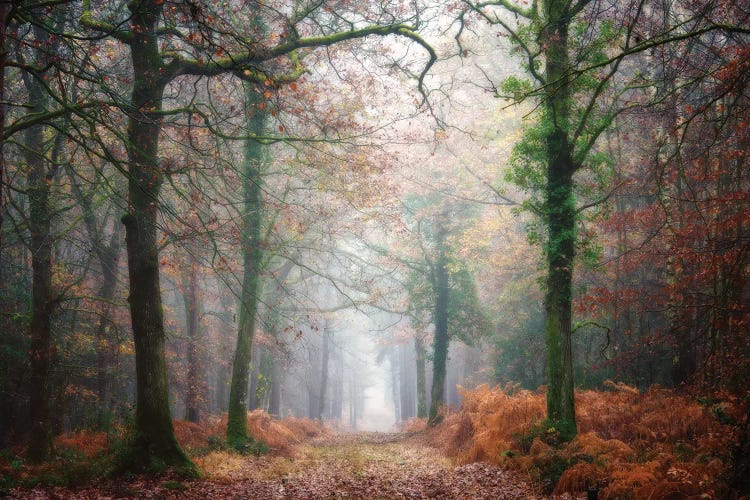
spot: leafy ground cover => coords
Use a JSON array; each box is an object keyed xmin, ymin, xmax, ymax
[
  {"xmin": 5, "ymin": 384, "xmax": 744, "ymax": 498},
  {"xmin": 3, "ymin": 428, "xmax": 539, "ymax": 499}
]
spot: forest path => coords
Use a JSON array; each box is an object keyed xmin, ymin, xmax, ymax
[
  {"xmin": 16, "ymin": 432, "xmax": 543, "ymax": 499},
  {"xmin": 196, "ymin": 431, "xmax": 541, "ymax": 499}
]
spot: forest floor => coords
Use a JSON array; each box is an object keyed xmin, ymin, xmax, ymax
[{"xmin": 8, "ymin": 432, "xmax": 549, "ymax": 499}]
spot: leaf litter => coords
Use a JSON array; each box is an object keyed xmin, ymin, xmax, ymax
[{"xmin": 10, "ymin": 432, "xmax": 545, "ymax": 499}]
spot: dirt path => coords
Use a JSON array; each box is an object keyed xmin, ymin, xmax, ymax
[{"xmin": 14, "ymin": 432, "xmax": 542, "ymax": 499}]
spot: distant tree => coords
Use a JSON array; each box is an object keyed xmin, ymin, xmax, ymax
[{"xmin": 401, "ymin": 194, "xmax": 491, "ymax": 425}]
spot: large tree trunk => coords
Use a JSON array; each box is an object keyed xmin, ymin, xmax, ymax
[
  {"xmin": 541, "ymin": 0, "xmax": 577, "ymax": 441},
  {"xmin": 23, "ymin": 22, "xmax": 58, "ymax": 461},
  {"xmin": 428, "ymin": 223, "xmax": 449, "ymax": 426},
  {"xmin": 119, "ymin": 2, "xmax": 192, "ymax": 473},
  {"xmin": 543, "ymin": 143, "xmax": 577, "ymax": 440},
  {"xmin": 25, "ymin": 82, "xmax": 54, "ymax": 464},
  {"xmin": 226, "ymin": 84, "xmax": 266, "ymax": 446}
]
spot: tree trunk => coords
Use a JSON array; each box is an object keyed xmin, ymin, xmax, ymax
[
  {"xmin": 269, "ymin": 359, "xmax": 282, "ymax": 417},
  {"xmin": 214, "ymin": 292, "xmax": 234, "ymax": 414},
  {"xmin": 543, "ymin": 153, "xmax": 577, "ymax": 440},
  {"xmin": 25, "ymin": 81, "xmax": 54, "ymax": 464},
  {"xmin": 333, "ymin": 346, "xmax": 344, "ymax": 420},
  {"xmin": 428, "ymin": 223, "xmax": 450, "ymax": 426},
  {"xmin": 119, "ymin": 2, "xmax": 192, "ymax": 472},
  {"xmin": 183, "ymin": 251, "xmax": 202, "ymax": 423},
  {"xmin": 95, "ymin": 243, "xmax": 120, "ymax": 429},
  {"xmin": 415, "ymin": 336, "xmax": 427, "ymax": 419},
  {"xmin": 226, "ymin": 84, "xmax": 266, "ymax": 446},
  {"xmin": 349, "ymin": 374, "xmax": 358, "ymax": 430},
  {"xmin": 22, "ymin": 20, "xmax": 60, "ymax": 460},
  {"xmin": 399, "ymin": 343, "xmax": 414, "ymax": 420},
  {"xmin": 248, "ymin": 345, "xmax": 260, "ymax": 411},
  {"xmin": 541, "ymin": 0, "xmax": 577, "ymax": 441},
  {"xmin": 389, "ymin": 347, "xmax": 401, "ymax": 421},
  {"xmin": 317, "ymin": 326, "xmax": 330, "ymax": 421}
]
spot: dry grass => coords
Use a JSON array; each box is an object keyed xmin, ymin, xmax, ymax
[
  {"xmin": 283, "ymin": 416, "xmax": 329, "ymax": 440},
  {"xmin": 401, "ymin": 417, "xmax": 429, "ymax": 434}
]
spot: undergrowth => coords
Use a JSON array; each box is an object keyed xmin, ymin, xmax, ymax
[
  {"xmin": 1, "ymin": 410, "xmax": 328, "ymax": 493},
  {"xmin": 0, "ymin": 433, "xmax": 112, "ymax": 492},
  {"xmin": 429, "ymin": 382, "xmax": 745, "ymax": 497}
]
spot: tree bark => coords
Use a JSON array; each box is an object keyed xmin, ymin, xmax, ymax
[
  {"xmin": 226, "ymin": 84, "xmax": 267, "ymax": 446},
  {"xmin": 119, "ymin": 1, "xmax": 193, "ymax": 472},
  {"xmin": 539, "ymin": 0, "xmax": 578, "ymax": 440},
  {"xmin": 25, "ymin": 76, "xmax": 54, "ymax": 464},
  {"xmin": 21, "ymin": 17, "xmax": 64, "ymax": 461},
  {"xmin": 543, "ymin": 168, "xmax": 577, "ymax": 439}
]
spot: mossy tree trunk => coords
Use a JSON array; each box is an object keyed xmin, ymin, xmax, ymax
[
  {"xmin": 428, "ymin": 221, "xmax": 449, "ymax": 426},
  {"xmin": 540, "ymin": 0, "xmax": 578, "ymax": 440},
  {"xmin": 119, "ymin": 1, "xmax": 193, "ymax": 473},
  {"xmin": 226, "ymin": 84, "xmax": 267, "ymax": 446},
  {"xmin": 24, "ymin": 55, "xmax": 54, "ymax": 463}
]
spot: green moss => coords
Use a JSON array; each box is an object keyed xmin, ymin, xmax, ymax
[{"xmin": 110, "ymin": 431, "xmax": 198, "ymax": 478}]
